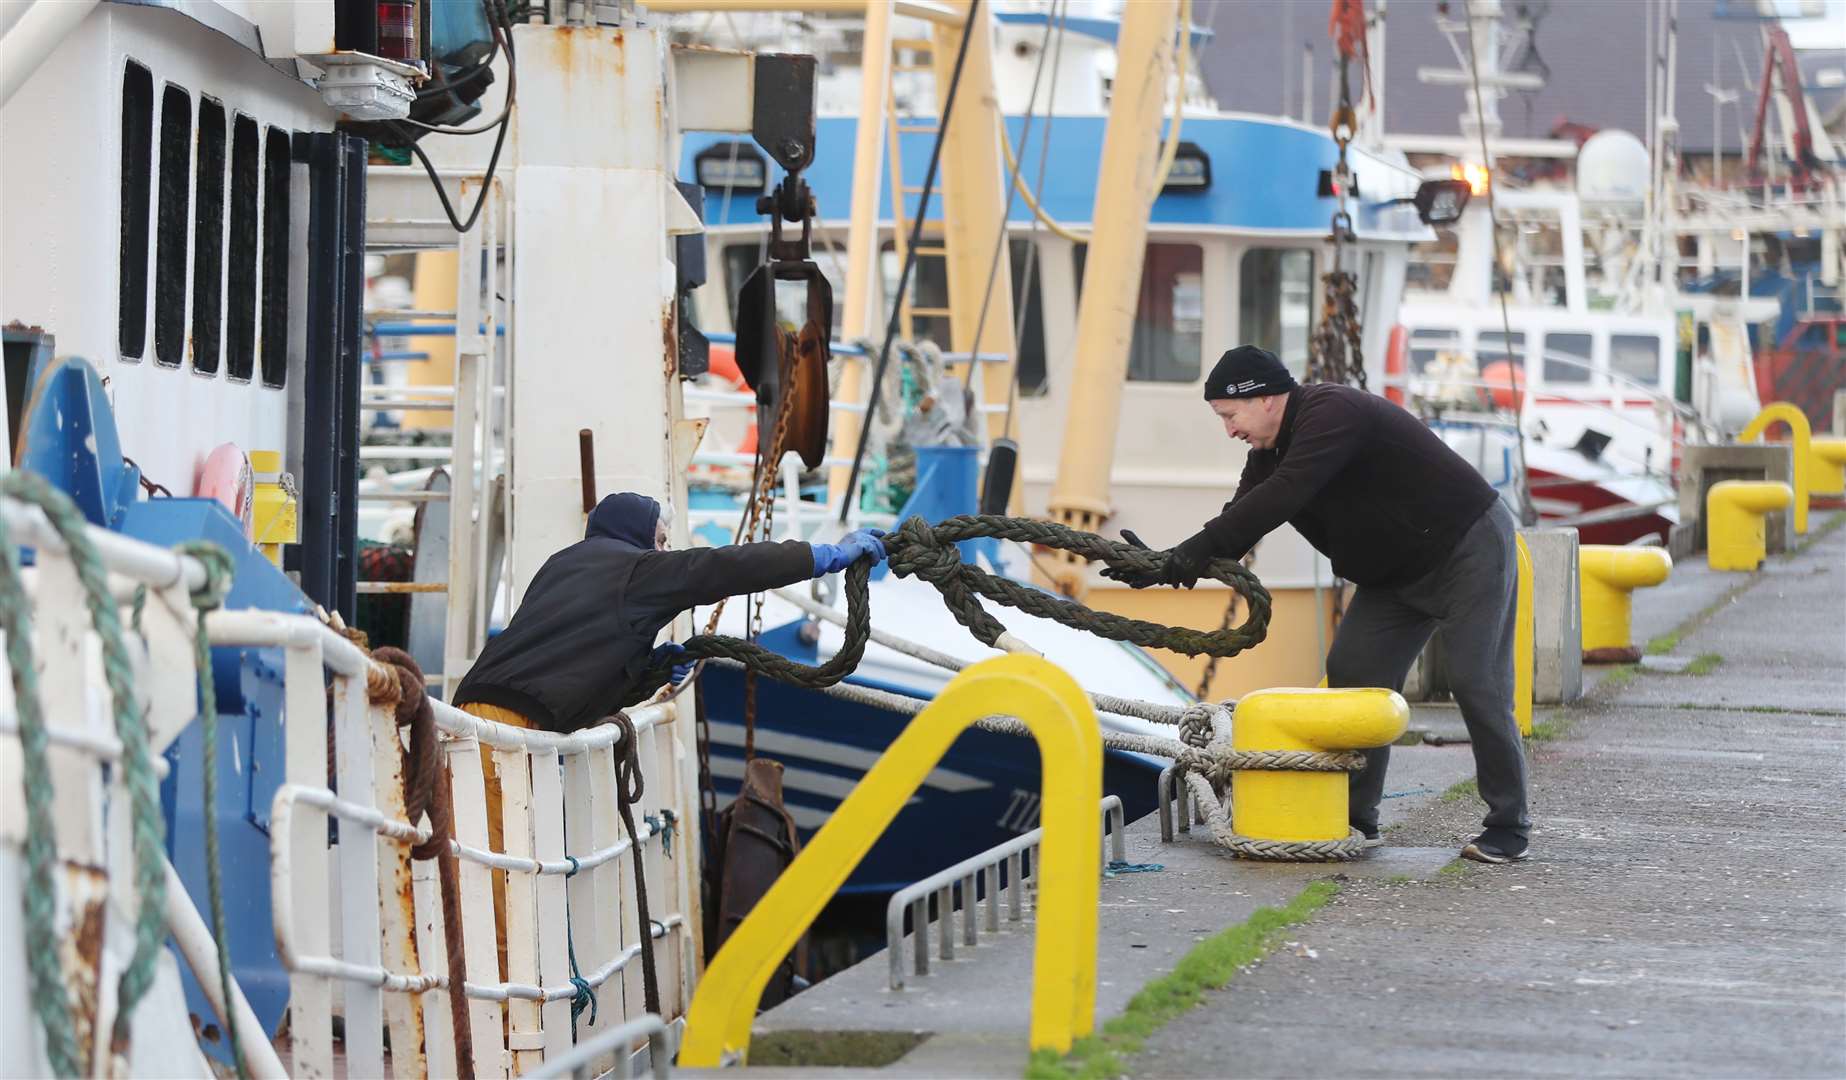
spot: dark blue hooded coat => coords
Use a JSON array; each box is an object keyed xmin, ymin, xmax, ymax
[{"xmin": 453, "ymin": 493, "xmax": 813, "ymax": 731}]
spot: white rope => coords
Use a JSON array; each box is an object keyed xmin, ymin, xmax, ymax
[{"xmin": 706, "ymin": 657, "xmax": 1213, "ymax": 761}]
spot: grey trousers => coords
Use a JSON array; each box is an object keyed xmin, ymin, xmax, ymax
[{"xmin": 1328, "ymin": 501, "xmax": 1530, "ymax": 838}]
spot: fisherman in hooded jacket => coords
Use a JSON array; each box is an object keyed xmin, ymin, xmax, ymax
[{"xmin": 453, "ymin": 491, "xmax": 888, "ymax": 733}]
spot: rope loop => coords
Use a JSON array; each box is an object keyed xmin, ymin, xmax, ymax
[
  {"xmin": 174, "ymin": 540, "xmax": 246, "ymax": 1078},
  {"xmin": 0, "ymin": 470, "xmax": 169, "ymax": 1062},
  {"xmin": 886, "ymin": 515, "xmax": 1272, "ymax": 657}
]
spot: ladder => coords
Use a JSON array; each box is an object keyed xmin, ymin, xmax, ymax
[
  {"xmin": 885, "ymin": 35, "xmax": 952, "ymax": 349},
  {"xmin": 356, "ymin": 173, "xmax": 510, "ymax": 694}
]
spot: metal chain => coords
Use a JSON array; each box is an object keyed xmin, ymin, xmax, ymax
[
  {"xmin": 1193, "ymin": 546, "xmax": 1259, "ymax": 698},
  {"xmin": 1308, "ymin": 56, "xmax": 1368, "ymax": 391}
]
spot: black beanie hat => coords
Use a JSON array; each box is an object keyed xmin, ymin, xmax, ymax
[{"xmin": 1203, "ymin": 345, "xmax": 1299, "ymax": 401}]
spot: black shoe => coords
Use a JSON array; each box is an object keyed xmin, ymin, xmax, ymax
[{"xmin": 1461, "ymin": 827, "xmax": 1529, "ymax": 864}]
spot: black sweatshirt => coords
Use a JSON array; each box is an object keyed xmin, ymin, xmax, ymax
[
  {"xmin": 453, "ymin": 539, "xmax": 814, "ymax": 731},
  {"xmin": 1173, "ymin": 384, "xmax": 1499, "ymax": 587}
]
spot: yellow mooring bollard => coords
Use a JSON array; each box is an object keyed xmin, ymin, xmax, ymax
[
  {"xmin": 1738, "ymin": 402, "xmax": 1811, "ymax": 534},
  {"xmin": 1810, "ymin": 436, "xmax": 1846, "ymax": 498},
  {"xmin": 1706, "ymin": 479, "xmax": 1793, "ymax": 572},
  {"xmin": 1579, "ymin": 545, "xmax": 1672, "ymax": 663},
  {"xmin": 1230, "ymin": 688, "xmax": 1408, "ymax": 848},
  {"xmin": 1514, "ymin": 534, "xmax": 1535, "ymax": 737}
]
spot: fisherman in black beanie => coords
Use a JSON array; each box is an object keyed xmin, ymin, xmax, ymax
[{"xmin": 1103, "ymin": 344, "xmax": 1532, "ymax": 866}]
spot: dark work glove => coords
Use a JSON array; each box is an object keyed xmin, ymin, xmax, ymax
[
  {"xmin": 1159, "ymin": 540, "xmax": 1209, "ymax": 589},
  {"xmin": 1100, "ymin": 529, "xmax": 1164, "ymax": 589},
  {"xmin": 650, "ymin": 641, "xmax": 687, "ymax": 669}
]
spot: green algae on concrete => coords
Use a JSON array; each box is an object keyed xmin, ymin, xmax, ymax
[
  {"xmin": 1024, "ymin": 881, "xmax": 1340, "ymax": 1080},
  {"xmin": 745, "ymin": 1030, "xmax": 927, "ymax": 1068}
]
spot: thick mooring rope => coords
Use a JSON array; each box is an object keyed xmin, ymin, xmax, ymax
[
  {"xmin": 0, "ymin": 472, "xmax": 169, "ymax": 1069},
  {"xmin": 630, "ymin": 515, "xmax": 1270, "ymax": 702}
]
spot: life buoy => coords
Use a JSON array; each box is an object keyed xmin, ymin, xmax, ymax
[
  {"xmin": 196, "ymin": 443, "xmax": 255, "ymax": 537},
  {"xmin": 709, "ymin": 344, "xmax": 758, "ymax": 455},
  {"xmin": 1384, "ymin": 324, "xmax": 1408, "ymax": 406}
]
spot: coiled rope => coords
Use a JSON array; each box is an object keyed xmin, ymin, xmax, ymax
[{"xmin": 0, "ymin": 472, "xmax": 169, "ymax": 1071}]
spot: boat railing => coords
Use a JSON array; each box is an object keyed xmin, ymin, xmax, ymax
[
  {"xmin": 885, "ymin": 795, "xmax": 1125, "ymax": 991},
  {"xmin": 237, "ymin": 603, "xmax": 698, "ymax": 1079},
  {"xmin": 1401, "ymin": 346, "xmax": 1719, "ymax": 439},
  {"xmin": 4, "ymin": 485, "xmax": 700, "ymax": 1077},
  {"xmin": 1388, "ymin": 347, "xmax": 1722, "ymax": 449}
]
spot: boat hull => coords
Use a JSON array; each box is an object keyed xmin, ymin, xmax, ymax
[{"xmin": 698, "ymin": 662, "xmax": 1163, "ymax": 895}]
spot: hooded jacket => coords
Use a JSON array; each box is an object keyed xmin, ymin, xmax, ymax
[
  {"xmin": 1174, "ymin": 383, "xmax": 1500, "ymax": 587},
  {"xmin": 452, "ymin": 493, "xmax": 814, "ymax": 731}
]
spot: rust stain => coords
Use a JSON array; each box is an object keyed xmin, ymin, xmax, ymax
[
  {"xmin": 662, "ymin": 300, "xmax": 677, "ymax": 381},
  {"xmin": 61, "ymin": 863, "xmax": 109, "ymax": 1074}
]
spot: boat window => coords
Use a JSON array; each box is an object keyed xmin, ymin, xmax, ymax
[
  {"xmin": 1477, "ymin": 330, "xmax": 1525, "ymax": 370},
  {"xmin": 191, "ymin": 99, "xmax": 226, "ymax": 376},
  {"xmin": 1542, "ymin": 332, "xmax": 1593, "ymax": 384},
  {"xmin": 1010, "ymin": 237, "xmax": 1048, "ymax": 395},
  {"xmin": 1237, "ymin": 248, "xmax": 1314, "ymax": 379},
  {"xmin": 1073, "ymin": 242, "xmax": 1205, "ymax": 383},
  {"xmin": 1408, "ymin": 327, "xmax": 1460, "ymax": 374},
  {"xmin": 1610, "ymin": 333, "xmax": 1659, "ymax": 385},
  {"xmin": 119, "ymin": 61, "xmax": 154, "ymax": 362},
  {"xmin": 226, "ymin": 114, "xmax": 260, "ymax": 381},
  {"xmin": 154, "ymin": 85, "xmax": 191, "ymax": 368},
  {"xmin": 261, "ymin": 127, "xmax": 291, "ymax": 388},
  {"xmin": 721, "ymin": 241, "xmax": 847, "ymax": 342}
]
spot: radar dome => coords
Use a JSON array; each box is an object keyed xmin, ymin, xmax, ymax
[{"xmin": 1576, "ymin": 130, "xmax": 1650, "ymax": 207}]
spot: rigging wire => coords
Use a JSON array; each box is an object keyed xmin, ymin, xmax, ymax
[
  {"xmin": 1462, "ymin": 2, "xmax": 1539, "ymax": 525},
  {"xmin": 1001, "ymin": 0, "xmax": 1072, "ymax": 437},
  {"xmin": 392, "ymin": 0, "xmax": 516, "ymax": 235},
  {"xmin": 966, "ymin": 0, "xmax": 1065, "ymax": 439},
  {"xmin": 839, "ymin": 0, "xmax": 984, "ymax": 524}
]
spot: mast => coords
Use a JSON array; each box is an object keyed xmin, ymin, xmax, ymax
[{"xmin": 1042, "ymin": 0, "xmax": 1181, "ymax": 598}]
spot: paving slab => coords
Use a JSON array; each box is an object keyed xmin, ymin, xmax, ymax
[
  {"xmin": 755, "ymin": 814, "xmax": 1456, "ymax": 1042},
  {"xmin": 1127, "ymin": 509, "xmax": 1846, "ymax": 1079}
]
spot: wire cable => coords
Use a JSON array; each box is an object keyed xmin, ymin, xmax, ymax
[
  {"xmin": 395, "ymin": 3, "xmax": 516, "ymax": 235},
  {"xmin": 1463, "ymin": 3, "xmax": 1539, "ymax": 525},
  {"xmin": 839, "ymin": 0, "xmax": 984, "ymax": 524}
]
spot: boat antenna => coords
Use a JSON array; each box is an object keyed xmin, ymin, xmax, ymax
[
  {"xmin": 1462, "ymin": 1, "xmax": 1539, "ymax": 525},
  {"xmin": 839, "ymin": 0, "xmax": 984, "ymax": 524}
]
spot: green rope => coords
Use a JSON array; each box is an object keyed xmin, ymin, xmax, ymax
[
  {"xmin": 0, "ymin": 485, "xmax": 83, "ymax": 1074},
  {"xmin": 0, "ymin": 472, "xmax": 167, "ymax": 1064},
  {"xmin": 562, "ymin": 855, "xmax": 597, "ymax": 1034},
  {"xmin": 176, "ymin": 541, "xmax": 241, "ymax": 1078}
]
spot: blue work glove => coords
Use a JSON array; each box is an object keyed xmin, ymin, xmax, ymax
[
  {"xmin": 649, "ymin": 641, "xmax": 687, "ymax": 670},
  {"xmin": 810, "ymin": 528, "xmax": 888, "ymax": 577}
]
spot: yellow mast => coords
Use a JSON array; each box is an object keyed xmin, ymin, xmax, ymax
[
  {"xmin": 825, "ymin": 0, "xmax": 894, "ymax": 506},
  {"xmin": 1043, "ymin": 0, "xmax": 1180, "ymax": 597},
  {"xmin": 929, "ymin": 0, "xmax": 1017, "ymax": 449}
]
